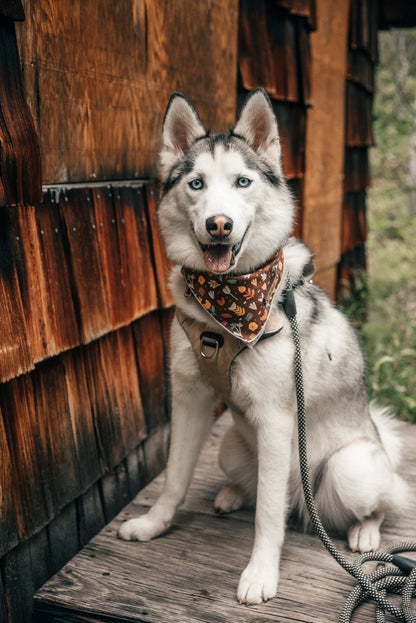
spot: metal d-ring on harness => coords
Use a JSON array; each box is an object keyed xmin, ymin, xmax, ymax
[{"xmin": 284, "ymin": 281, "xmax": 416, "ymax": 623}]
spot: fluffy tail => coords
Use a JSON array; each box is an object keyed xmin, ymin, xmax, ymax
[{"xmin": 370, "ymin": 401, "xmax": 409, "ymax": 510}]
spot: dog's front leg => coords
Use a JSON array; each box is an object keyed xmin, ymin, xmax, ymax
[
  {"xmin": 119, "ymin": 366, "xmax": 216, "ymax": 542},
  {"xmin": 237, "ymin": 410, "xmax": 294, "ymax": 605}
]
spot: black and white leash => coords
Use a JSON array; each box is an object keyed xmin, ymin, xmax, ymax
[{"xmin": 283, "ymin": 282, "xmax": 416, "ymax": 623}]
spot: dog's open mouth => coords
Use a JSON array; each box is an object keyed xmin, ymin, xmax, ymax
[{"xmin": 200, "ymin": 238, "xmax": 244, "ymax": 273}]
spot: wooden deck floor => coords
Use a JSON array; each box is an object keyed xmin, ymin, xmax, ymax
[{"xmin": 34, "ymin": 413, "xmax": 416, "ymax": 623}]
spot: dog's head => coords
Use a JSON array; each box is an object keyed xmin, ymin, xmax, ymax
[{"xmin": 158, "ymin": 88, "xmax": 295, "ymax": 274}]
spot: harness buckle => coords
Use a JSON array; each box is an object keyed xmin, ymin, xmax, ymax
[{"xmin": 200, "ymin": 331, "xmax": 224, "ymax": 359}]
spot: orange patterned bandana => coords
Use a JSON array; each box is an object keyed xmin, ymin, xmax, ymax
[{"xmin": 181, "ymin": 248, "xmax": 284, "ymax": 343}]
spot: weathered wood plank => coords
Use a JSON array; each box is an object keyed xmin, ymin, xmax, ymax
[
  {"xmin": 0, "ymin": 310, "xmax": 167, "ymax": 561},
  {"xmin": 240, "ymin": 2, "xmax": 311, "ymax": 104},
  {"xmin": 4, "ymin": 183, "xmax": 164, "ymax": 380},
  {"xmin": 0, "ymin": 374, "xmax": 50, "ymax": 540},
  {"xmin": 302, "ymin": 0, "xmax": 350, "ymax": 294},
  {"xmin": 16, "ymin": 0, "xmax": 238, "ymax": 184},
  {"xmin": 61, "ymin": 348, "xmax": 102, "ymax": 491},
  {"xmin": 275, "ymin": 101, "xmax": 306, "ymax": 181},
  {"xmin": 32, "ymin": 358, "xmax": 81, "ymax": 514},
  {"xmin": 59, "ymin": 187, "xmax": 112, "ymax": 344},
  {"xmin": 344, "ymin": 148, "xmax": 370, "ymax": 193},
  {"xmin": 133, "ymin": 311, "xmax": 169, "ymax": 434},
  {"xmin": 0, "ymin": 407, "xmax": 18, "ymax": 556},
  {"xmin": 0, "ymin": 210, "xmax": 34, "ymax": 382},
  {"xmin": 100, "ymin": 185, "xmax": 159, "ymax": 327},
  {"xmin": 98, "ymin": 327, "xmax": 146, "ymax": 459},
  {"xmin": 0, "ymin": 418, "xmax": 170, "ymax": 623},
  {"xmin": 345, "ymin": 82, "xmax": 374, "ymax": 148},
  {"xmin": 144, "ymin": 185, "xmax": 174, "ymax": 310},
  {"xmin": 10, "ymin": 203, "xmax": 79, "ymax": 364},
  {"xmin": 82, "ymin": 328, "xmax": 146, "ymax": 472},
  {"xmin": 33, "ymin": 413, "xmax": 416, "ymax": 623},
  {"xmin": 341, "ymin": 192, "xmax": 367, "ymax": 254},
  {"xmin": 0, "ymin": 18, "xmax": 41, "ymax": 205}
]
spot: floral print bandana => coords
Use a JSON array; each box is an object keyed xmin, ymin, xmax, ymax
[{"xmin": 181, "ymin": 248, "xmax": 284, "ymax": 344}]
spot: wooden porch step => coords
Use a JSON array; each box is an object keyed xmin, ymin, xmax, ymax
[{"xmin": 33, "ymin": 413, "xmax": 416, "ymax": 623}]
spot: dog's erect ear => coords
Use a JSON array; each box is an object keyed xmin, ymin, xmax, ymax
[
  {"xmin": 159, "ymin": 93, "xmax": 206, "ymax": 180},
  {"xmin": 233, "ymin": 88, "xmax": 281, "ymax": 162}
]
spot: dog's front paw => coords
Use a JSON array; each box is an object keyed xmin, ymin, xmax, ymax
[
  {"xmin": 237, "ymin": 561, "xmax": 278, "ymax": 605},
  {"xmin": 118, "ymin": 514, "xmax": 169, "ymax": 542}
]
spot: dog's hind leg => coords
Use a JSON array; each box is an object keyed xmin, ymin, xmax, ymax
[
  {"xmin": 214, "ymin": 423, "xmax": 257, "ymax": 513},
  {"xmin": 313, "ymin": 438, "xmax": 408, "ymax": 553}
]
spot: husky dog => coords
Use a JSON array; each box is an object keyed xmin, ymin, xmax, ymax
[{"xmin": 119, "ymin": 89, "xmax": 407, "ymax": 605}]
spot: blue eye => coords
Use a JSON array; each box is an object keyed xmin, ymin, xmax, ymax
[
  {"xmin": 237, "ymin": 176, "xmax": 252, "ymax": 188},
  {"xmin": 189, "ymin": 178, "xmax": 204, "ymax": 190}
]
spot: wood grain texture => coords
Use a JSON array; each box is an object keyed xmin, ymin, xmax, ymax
[
  {"xmin": 239, "ymin": 0, "xmax": 313, "ymax": 105},
  {"xmin": 337, "ymin": 0, "xmax": 378, "ymax": 300},
  {"xmin": 0, "ymin": 18, "xmax": 41, "ymax": 205},
  {"xmin": 0, "ymin": 405, "xmax": 18, "ymax": 555},
  {"xmin": 0, "ymin": 210, "xmax": 34, "ymax": 382},
  {"xmin": 34, "ymin": 412, "xmax": 416, "ymax": 623},
  {"xmin": 345, "ymin": 82, "xmax": 374, "ymax": 148},
  {"xmin": 133, "ymin": 311, "xmax": 169, "ymax": 434},
  {"xmin": 344, "ymin": 148, "xmax": 370, "ymax": 193},
  {"xmin": 81, "ymin": 327, "xmax": 146, "ymax": 472},
  {"xmin": 0, "ymin": 374, "xmax": 50, "ymax": 541},
  {"xmin": 302, "ymin": 0, "xmax": 350, "ymax": 291},
  {"xmin": 0, "ymin": 182, "xmax": 164, "ymax": 383},
  {"xmin": 10, "ymin": 203, "xmax": 80, "ymax": 364},
  {"xmin": 144, "ymin": 184, "xmax": 174, "ymax": 309},
  {"xmin": 0, "ymin": 308, "xmax": 171, "ymax": 560},
  {"xmin": 15, "ymin": 0, "xmax": 239, "ymax": 184},
  {"xmin": 0, "ymin": 420, "xmax": 171, "ymax": 623}
]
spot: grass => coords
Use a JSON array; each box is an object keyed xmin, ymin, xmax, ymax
[
  {"xmin": 360, "ymin": 180, "xmax": 416, "ymax": 422},
  {"xmin": 338, "ymin": 30, "xmax": 416, "ymax": 424}
]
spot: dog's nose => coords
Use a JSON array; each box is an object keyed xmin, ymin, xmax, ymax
[{"xmin": 206, "ymin": 215, "xmax": 233, "ymax": 238}]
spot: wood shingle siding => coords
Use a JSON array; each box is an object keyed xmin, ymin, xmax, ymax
[
  {"xmin": 0, "ymin": 184, "xmax": 164, "ymax": 384},
  {"xmin": 15, "ymin": 0, "xmax": 239, "ymax": 184},
  {"xmin": 338, "ymin": 0, "xmax": 378, "ymax": 298},
  {"xmin": 0, "ymin": 15, "xmax": 41, "ymax": 206},
  {"xmin": 239, "ymin": 0, "xmax": 315, "ymax": 241}
]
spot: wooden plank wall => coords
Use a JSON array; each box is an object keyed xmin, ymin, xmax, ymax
[
  {"xmin": 337, "ymin": 0, "xmax": 378, "ymax": 300},
  {"xmin": 16, "ymin": 0, "xmax": 239, "ymax": 184},
  {"xmin": 301, "ymin": 0, "xmax": 350, "ymax": 296},
  {"xmin": 238, "ymin": 0, "xmax": 316, "ymax": 240},
  {"xmin": 0, "ymin": 1, "xmax": 239, "ymax": 622}
]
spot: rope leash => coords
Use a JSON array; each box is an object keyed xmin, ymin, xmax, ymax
[{"xmin": 284, "ymin": 284, "xmax": 416, "ymax": 623}]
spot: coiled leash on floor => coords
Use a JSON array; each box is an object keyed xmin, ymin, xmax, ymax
[{"xmin": 284, "ymin": 282, "xmax": 416, "ymax": 623}]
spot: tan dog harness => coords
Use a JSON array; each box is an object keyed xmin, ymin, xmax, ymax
[{"xmin": 176, "ymin": 308, "xmax": 283, "ymax": 402}]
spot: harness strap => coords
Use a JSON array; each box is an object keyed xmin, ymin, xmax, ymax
[
  {"xmin": 176, "ymin": 308, "xmax": 283, "ymax": 401},
  {"xmin": 176, "ymin": 309, "xmax": 246, "ymax": 399}
]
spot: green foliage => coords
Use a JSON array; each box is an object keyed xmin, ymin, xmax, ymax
[
  {"xmin": 371, "ymin": 29, "xmax": 416, "ymax": 194},
  {"xmin": 344, "ymin": 29, "xmax": 416, "ymax": 422},
  {"xmin": 361, "ymin": 181, "xmax": 416, "ymax": 422}
]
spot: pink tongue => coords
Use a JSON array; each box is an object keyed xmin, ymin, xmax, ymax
[{"xmin": 204, "ymin": 245, "xmax": 232, "ymax": 272}]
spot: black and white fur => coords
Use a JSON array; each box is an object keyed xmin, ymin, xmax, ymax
[{"xmin": 119, "ymin": 89, "xmax": 407, "ymax": 605}]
